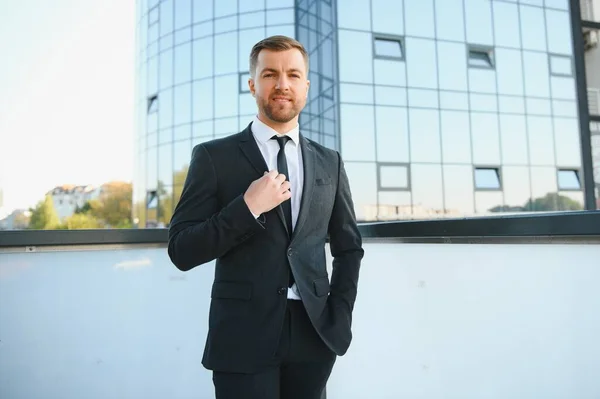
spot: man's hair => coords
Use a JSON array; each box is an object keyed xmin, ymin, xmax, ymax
[{"xmin": 249, "ymin": 35, "xmax": 309, "ymax": 77}]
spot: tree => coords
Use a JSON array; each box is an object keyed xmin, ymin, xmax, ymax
[
  {"xmin": 523, "ymin": 192, "xmax": 583, "ymax": 212},
  {"xmin": 60, "ymin": 213, "xmax": 101, "ymax": 229},
  {"xmin": 28, "ymin": 195, "xmax": 60, "ymax": 230},
  {"xmin": 89, "ymin": 181, "xmax": 133, "ymax": 228}
]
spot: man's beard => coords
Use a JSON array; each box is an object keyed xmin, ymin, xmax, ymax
[{"xmin": 259, "ymin": 96, "xmax": 303, "ymax": 123}]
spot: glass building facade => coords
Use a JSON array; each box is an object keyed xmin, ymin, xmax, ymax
[{"xmin": 134, "ymin": 0, "xmax": 590, "ymax": 226}]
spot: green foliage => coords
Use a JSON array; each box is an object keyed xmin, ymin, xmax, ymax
[
  {"xmin": 489, "ymin": 192, "xmax": 584, "ymax": 213},
  {"xmin": 28, "ymin": 195, "xmax": 60, "ymax": 230}
]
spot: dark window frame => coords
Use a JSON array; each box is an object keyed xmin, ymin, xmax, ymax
[
  {"xmin": 377, "ymin": 162, "xmax": 411, "ymax": 192},
  {"xmin": 473, "ymin": 166, "xmax": 503, "ymax": 191},
  {"xmin": 467, "ymin": 44, "xmax": 495, "ymax": 70},
  {"xmin": 372, "ymin": 33, "xmax": 406, "ymax": 62},
  {"xmin": 239, "ymin": 72, "xmax": 251, "ymax": 94},
  {"xmin": 548, "ymin": 53, "xmax": 573, "ymax": 77},
  {"xmin": 557, "ymin": 168, "xmax": 582, "ymax": 191}
]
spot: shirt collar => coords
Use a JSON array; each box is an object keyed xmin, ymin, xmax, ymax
[{"xmin": 251, "ymin": 115, "xmax": 300, "ymax": 146}]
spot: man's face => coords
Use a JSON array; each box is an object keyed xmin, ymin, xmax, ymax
[{"xmin": 249, "ymin": 48, "xmax": 310, "ymax": 126}]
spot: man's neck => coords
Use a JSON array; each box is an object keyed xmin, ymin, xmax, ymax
[{"xmin": 257, "ymin": 114, "xmax": 298, "ymax": 135}]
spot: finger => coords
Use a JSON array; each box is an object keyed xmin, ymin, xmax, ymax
[
  {"xmin": 267, "ymin": 170, "xmax": 278, "ymax": 178},
  {"xmin": 281, "ymin": 181, "xmax": 291, "ymax": 191},
  {"xmin": 275, "ymin": 173, "xmax": 287, "ymax": 184}
]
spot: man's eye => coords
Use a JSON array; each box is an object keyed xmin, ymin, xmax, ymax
[{"xmin": 264, "ymin": 74, "xmax": 273, "ymax": 78}]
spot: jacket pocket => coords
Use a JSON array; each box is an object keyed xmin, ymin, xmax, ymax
[
  {"xmin": 313, "ymin": 276, "xmax": 330, "ymax": 297},
  {"xmin": 211, "ymin": 281, "xmax": 252, "ymax": 300}
]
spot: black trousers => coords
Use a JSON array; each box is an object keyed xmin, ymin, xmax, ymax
[{"xmin": 212, "ymin": 300, "xmax": 336, "ymax": 399}]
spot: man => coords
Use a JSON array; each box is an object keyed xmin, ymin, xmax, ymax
[{"xmin": 168, "ymin": 35, "xmax": 364, "ymax": 399}]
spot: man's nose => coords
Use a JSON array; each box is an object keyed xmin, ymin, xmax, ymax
[{"xmin": 275, "ymin": 76, "xmax": 290, "ymax": 90}]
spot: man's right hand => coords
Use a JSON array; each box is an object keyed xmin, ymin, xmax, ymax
[{"xmin": 243, "ymin": 170, "xmax": 291, "ymax": 216}]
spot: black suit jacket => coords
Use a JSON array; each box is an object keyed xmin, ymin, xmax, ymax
[{"xmin": 168, "ymin": 123, "xmax": 364, "ymax": 373}]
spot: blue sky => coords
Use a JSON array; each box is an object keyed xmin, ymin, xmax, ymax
[{"xmin": 0, "ymin": 0, "xmax": 135, "ymax": 215}]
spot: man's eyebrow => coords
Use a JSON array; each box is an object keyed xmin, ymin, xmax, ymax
[{"xmin": 259, "ymin": 68, "xmax": 304, "ymax": 74}]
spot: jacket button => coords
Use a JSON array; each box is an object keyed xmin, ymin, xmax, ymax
[
  {"xmin": 277, "ymin": 287, "xmax": 287, "ymax": 295},
  {"xmin": 287, "ymin": 248, "xmax": 293, "ymax": 256}
]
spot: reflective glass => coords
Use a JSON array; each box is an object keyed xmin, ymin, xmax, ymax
[
  {"xmin": 321, "ymin": 38, "xmax": 334, "ymax": 78},
  {"xmin": 159, "ymin": 49, "xmax": 174, "ymax": 90},
  {"xmin": 435, "ymin": 0, "xmax": 465, "ymax": 42},
  {"xmin": 374, "ymin": 59, "xmax": 406, "ymax": 86},
  {"xmin": 158, "ymin": 88, "xmax": 173, "ymax": 129},
  {"xmin": 214, "ymin": 75, "xmax": 238, "ymax": 118},
  {"xmin": 375, "ymin": 106, "xmax": 409, "ymax": 163},
  {"xmin": 502, "ymin": 166, "xmax": 531, "ymax": 209},
  {"xmin": 468, "ymin": 49, "xmax": 493, "ymax": 68},
  {"xmin": 174, "ymin": 84, "xmax": 192, "ymax": 125},
  {"xmin": 500, "ymin": 115, "xmax": 529, "ymax": 165},
  {"xmin": 545, "ymin": 10, "xmax": 572, "ymax": 55},
  {"xmin": 340, "ymin": 83, "xmax": 374, "ymax": 104},
  {"xmin": 519, "ymin": 5, "xmax": 547, "ymax": 51},
  {"xmin": 267, "ymin": 25, "xmax": 294, "ymax": 41},
  {"xmin": 499, "ymin": 96, "xmax": 525, "ymax": 114},
  {"xmin": 464, "ymin": 0, "xmax": 494, "ymax": 46},
  {"xmin": 551, "ymin": 77, "xmax": 576, "ymax": 100},
  {"xmin": 215, "ymin": 16, "xmax": 238, "ymax": 34},
  {"xmin": 192, "ymin": 80, "xmax": 214, "ymax": 121},
  {"xmin": 215, "ymin": 0, "xmax": 237, "ymax": 18},
  {"xmin": 160, "ymin": 34, "xmax": 174, "ymax": 52},
  {"xmin": 338, "ymin": 31, "xmax": 372, "ymax": 83},
  {"xmin": 411, "ymin": 164, "xmax": 444, "ymax": 215},
  {"xmin": 268, "ymin": 0, "xmax": 293, "ymax": 8},
  {"xmin": 159, "ymin": 128, "xmax": 172, "ymax": 144},
  {"xmin": 160, "ymin": 0, "xmax": 174, "ymax": 37},
  {"xmin": 409, "ymin": 109, "xmax": 441, "ymax": 163},
  {"xmin": 474, "ymin": 168, "xmax": 501, "ymax": 190},
  {"xmin": 192, "ymin": 120, "xmax": 214, "ymax": 138},
  {"xmin": 471, "ymin": 113, "xmax": 501, "ymax": 164},
  {"xmin": 174, "ymin": 0, "xmax": 192, "ymax": 30},
  {"xmin": 174, "ymin": 43, "xmax": 191, "ymax": 85},
  {"xmin": 406, "ymin": 38, "xmax": 438, "ymax": 89},
  {"xmin": 470, "ymin": 94, "xmax": 497, "ymax": 112},
  {"xmin": 552, "ymin": 100, "xmax": 577, "ymax": 118},
  {"xmin": 148, "ymin": 6, "xmax": 159, "ymax": 25},
  {"xmin": 240, "ymin": 93, "xmax": 256, "ymax": 115},
  {"xmin": 440, "ymin": 111, "xmax": 472, "ymax": 164},
  {"xmin": 239, "ymin": 0, "xmax": 264, "ymax": 13},
  {"xmin": 496, "ymin": 48, "xmax": 524, "ymax": 96},
  {"xmin": 558, "ymin": 170, "xmax": 581, "ymax": 190},
  {"xmin": 215, "ymin": 33, "xmax": 237, "ymax": 75},
  {"xmin": 493, "ymin": 2, "xmax": 520, "ymax": 48},
  {"xmin": 439, "ymin": 92, "xmax": 469, "ymax": 111},
  {"xmin": 173, "ymin": 124, "xmax": 191, "ymax": 141},
  {"xmin": 148, "ymin": 22, "xmax": 159, "ymax": 43},
  {"xmin": 526, "ymin": 98, "xmax": 552, "ymax": 116},
  {"xmin": 375, "ymin": 86, "xmax": 407, "ymax": 106},
  {"xmin": 173, "ymin": 139, "xmax": 192, "ymax": 187},
  {"xmin": 340, "ymin": 104, "xmax": 376, "ymax": 161},
  {"xmin": 475, "ymin": 192, "xmax": 504, "ymax": 213},
  {"xmin": 405, "ymin": 0, "xmax": 435, "ymax": 39},
  {"xmin": 523, "ymin": 51, "xmax": 550, "ymax": 97},
  {"xmin": 437, "ymin": 42, "xmax": 468, "ymax": 92},
  {"xmin": 215, "ymin": 117, "xmax": 239, "ymax": 136},
  {"xmin": 337, "ymin": 0, "xmax": 371, "ymax": 31},
  {"xmin": 147, "ymin": 56, "xmax": 158, "ymax": 94},
  {"xmin": 545, "ymin": 0, "xmax": 569, "ymax": 10},
  {"xmin": 520, "ymin": 0, "xmax": 543, "ymax": 5},
  {"xmin": 443, "ymin": 165, "xmax": 475, "ymax": 215},
  {"xmin": 147, "ymin": 147, "xmax": 158, "ymax": 190},
  {"xmin": 408, "ymin": 89, "xmax": 439, "ymax": 109},
  {"xmin": 372, "ymin": 0, "xmax": 403, "ymax": 35},
  {"xmin": 379, "ymin": 165, "xmax": 409, "ymax": 189},
  {"xmin": 374, "ymin": 38, "xmax": 403, "ymax": 59},
  {"xmin": 193, "ymin": 0, "xmax": 213, "ymax": 22},
  {"xmin": 468, "ymin": 69, "xmax": 496, "ymax": 94},
  {"xmin": 344, "ymin": 162, "xmax": 377, "ymax": 221},
  {"xmin": 378, "ymin": 192, "xmax": 412, "ymax": 220},
  {"xmin": 527, "ymin": 116, "xmax": 555, "ymax": 165},
  {"xmin": 530, "ymin": 166, "xmax": 558, "ymax": 207},
  {"xmin": 267, "ymin": 9, "xmax": 295, "ymax": 25},
  {"xmin": 554, "ymin": 118, "xmax": 581, "ymax": 167},
  {"xmin": 239, "ymin": 28, "xmax": 266, "ymax": 72},
  {"xmin": 158, "ymin": 144, "xmax": 173, "ymax": 186},
  {"xmin": 549, "ymin": 55, "xmax": 572, "ymax": 76},
  {"xmin": 192, "ymin": 38, "xmax": 213, "ymax": 80},
  {"xmin": 240, "ymin": 12, "xmax": 265, "ymax": 30}
]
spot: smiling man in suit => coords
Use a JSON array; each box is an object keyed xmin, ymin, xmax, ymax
[{"xmin": 167, "ymin": 35, "xmax": 364, "ymax": 399}]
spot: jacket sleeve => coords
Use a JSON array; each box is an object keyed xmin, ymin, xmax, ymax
[
  {"xmin": 167, "ymin": 144, "xmax": 265, "ymax": 271},
  {"xmin": 327, "ymin": 151, "xmax": 365, "ymax": 313}
]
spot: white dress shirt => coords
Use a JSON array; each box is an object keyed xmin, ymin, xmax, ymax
[{"xmin": 250, "ymin": 116, "xmax": 304, "ymax": 300}]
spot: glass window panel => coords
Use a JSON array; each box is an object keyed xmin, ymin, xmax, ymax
[
  {"xmin": 412, "ymin": 164, "xmax": 444, "ymax": 216},
  {"xmin": 160, "ymin": 34, "xmax": 173, "ymax": 52},
  {"xmin": 409, "ymin": 109, "xmax": 441, "ymax": 163},
  {"xmin": 337, "ymin": 0, "xmax": 371, "ymax": 31},
  {"xmin": 239, "ymin": 72, "xmax": 251, "ymax": 93},
  {"xmin": 159, "ymin": 49, "xmax": 174, "ymax": 90},
  {"xmin": 443, "ymin": 165, "xmax": 475, "ymax": 215},
  {"xmin": 520, "ymin": 0, "xmax": 543, "ymax": 5},
  {"xmin": 549, "ymin": 55, "xmax": 572, "ymax": 76},
  {"xmin": 149, "ymin": 22, "xmax": 159, "ymax": 44},
  {"xmin": 374, "ymin": 59, "xmax": 406, "ymax": 86},
  {"xmin": 464, "ymin": 0, "xmax": 493, "ymax": 45},
  {"xmin": 375, "ymin": 86, "xmax": 407, "ymax": 106},
  {"xmin": 475, "ymin": 192, "xmax": 504, "ymax": 214},
  {"xmin": 174, "ymin": 124, "xmax": 191, "ymax": 141},
  {"xmin": 551, "ymin": 77, "xmax": 576, "ymax": 100},
  {"xmin": 527, "ymin": 116, "xmax": 555, "ymax": 165},
  {"xmin": 526, "ymin": 98, "xmax": 552, "ymax": 115},
  {"xmin": 379, "ymin": 165, "xmax": 409, "ymax": 189},
  {"xmin": 378, "ymin": 192, "xmax": 412, "ymax": 220},
  {"xmin": 496, "ymin": 49, "xmax": 523, "ymax": 96},
  {"xmin": 214, "ymin": 75, "xmax": 238, "ymax": 118},
  {"xmin": 440, "ymin": 92, "xmax": 469, "ymax": 111},
  {"xmin": 192, "ymin": 121, "xmax": 214, "ymax": 138},
  {"xmin": 519, "ymin": 5, "xmax": 547, "ymax": 51},
  {"xmin": 148, "ymin": 111, "xmax": 158, "ymax": 134},
  {"xmin": 174, "ymin": 84, "xmax": 192, "ymax": 125},
  {"xmin": 193, "ymin": 21, "xmax": 213, "ymax": 40},
  {"xmin": 214, "ymin": 33, "xmax": 237, "ymax": 75},
  {"xmin": 554, "ymin": 118, "xmax": 581, "ymax": 167},
  {"xmin": 341, "ymin": 105, "xmax": 376, "ymax": 161},
  {"xmin": 376, "ymin": 107, "xmax": 409, "ymax": 162},
  {"xmin": 240, "ymin": 93, "xmax": 256, "ymax": 115},
  {"xmin": 502, "ymin": 166, "xmax": 531, "ymax": 210},
  {"xmin": 174, "ymin": 139, "xmax": 191, "ymax": 186},
  {"xmin": 149, "ymin": 6, "xmax": 159, "ymax": 25},
  {"xmin": 267, "ymin": 0, "xmax": 293, "ymax": 7},
  {"xmin": 267, "ymin": 9, "xmax": 295, "ymax": 25},
  {"xmin": 239, "ymin": 0, "xmax": 264, "ymax": 13},
  {"xmin": 239, "ymin": 28, "xmax": 266, "ymax": 72},
  {"xmin": 468, "ymin": 48, "xmax": 494, "ymax": 68},
  {"xmin": 174, "ymin": 28, "xmax": 191, "ymax": 46},
  {"xmin": 406, "ymin": 38, "xmax": 438, "ymax": 89},
  {"xmin": 557, "ymin": 169, "xmax": 581, "ymax": 190},
  {"xmin": 321, "ymin": 38, "xmax": 334, "ymax": 78},
  {"xmin": 471, "ymin": 113, "xmax": 501, "ymax": 164},
  {"xmin": 474, "ymin": 168, "xmax": 501, "ymax": 190},
  {"xmin": 545, "ymin": 0, "xmax": 568, "ymax": 10},
  {"xmin": 372, "ymin": 0, "xmax": 403, "ymax": 35},
  {"xmin": 437, "ymin": 42, "xmax": 468, "ymax": 91},
  {"xmin": 266, "ymin": 24, "xmax": 294, "ymax": 38},
  {"xmin": 193, "ymin": 0, "xmax": 213, "ymax": 22},
  {"xmin": 468, "ymin": 68, "xmax": 496, "ymax": 93},
  {"xmin": 435, "ymin": 0, "xmax": 465, "ymax": 41},
  {"xmin": 192, "ymin": 38, "xmax": 213, "ymax": 80},
  {"xmin": 345, "ymin": 162, "xmax": 377, "ymax": 222},
  {"xmin": 374, "ymin": 38, "xmax": 404, "ymax": 59},
  {"xmin": 159, "ymin": 128, "xmax": 173, "ymax": 145},
  {"xmin": 174, "ymin": 0, "xmax": 192, "ymax": 29},
  {"xmin": 493, "ymin": 2, "xmax": 520, "ymax": 48},
  {"xmin": 545, "ymin": 10, "xmax": 572, "ymax": 55},
  {"xmin": 239, "ymin": 12, "xmax": 265, "ymax": 29},
  {"xmin": 441, "ymin": 111, "xmax": 472, "ymax": 163},
  {"xmin": 215, "ymin": 0, "xmax": 237, "ymax": 18},
  {"xmin": 215, "ymin": 117, "xmax": 239, "ymax": 136},
  {"xmin": 159, "ymin": 88, "xmax": 173, "ymax": 129},
  {"xmin": 552, "ymin": 100, "xmax": 577, "ymax": 117},
  {"xmin": 469, "ymin": 93, "xmax": 497, "ymax": 112},
  {"xmin": 340, "ymin": 83, "xmax": 374, "ymax": 104},
  {"xmin": 408, "ymin": 89, "xmax": 439, "ymax": 108},
  {"xmin": 405, "ymin": 0, "xmax": 435, "ymax": 39},
  {"xmin": 215, "ymin": 16, "xmax": 237, "ymax": 34},
  {"xmin": 147, "ymin": 147, "xmax": 158, "ymax": 190},
  {"xmin": 148, "ymin": 56, "xmax": 158, "ymax": 94},
  {"xmin": 500, "ymin": 115, "xmax": 529, "ymax": 164},
  {"xmin": 523, "ymin": 51, "xmax": 550, "ymax": 97},
  {"xmin": 193, "ymin": 80, "xmax": 214, "ymax": 121},
  {"xmin": 339, "ymin": 31, "xmax": 373, "ymax": 83},
  {"xmin": 160, "ymin": 0, "xmax": 174, "ymax": 36},
  {"xmin": 158, "ymin": 144, "xmax": 174, "ymax": 186},
  {"xmin": 174, "ymin": 43, "xmax": 192, "ymax": 85},
  {"xmin": 530, "ymin": 166, "xmax": 558, "ymax": 208}
]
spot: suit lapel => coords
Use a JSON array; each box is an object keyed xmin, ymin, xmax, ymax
[
  {"xmin": 291, "ymin": 134, "xmax": 315, "ymax": 241},
  {"xmin": 238, "ymin": 123, "xmax": 289, "ymax": 236}
]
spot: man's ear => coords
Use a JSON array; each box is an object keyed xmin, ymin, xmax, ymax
[
  {"xmin": 306, "ymin": 79, "xmax": 310, "ymax": 98},
  {"xmin": 248, "ymin": 77, "xmax": 255, "ymax": 97}
]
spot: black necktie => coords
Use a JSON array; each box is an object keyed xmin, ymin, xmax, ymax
[{"xmin": 272, "ymin": 135, "xmax": 294, "ymax": 287}]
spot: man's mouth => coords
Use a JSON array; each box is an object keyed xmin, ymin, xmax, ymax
[{"xmin": 272, "ymin": 96, "xmax": 292, "ymax": 103}]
